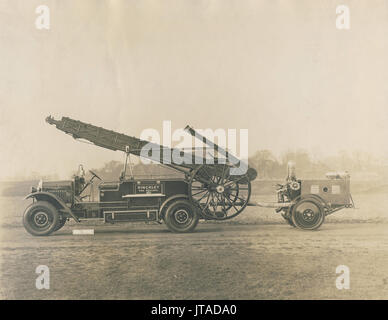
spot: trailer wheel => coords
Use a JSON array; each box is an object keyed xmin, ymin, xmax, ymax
[
  {"xmin": 291, "ymin": 198, "xmax": 325, "ymax": 230},
  {"xmin": 164, "ymin": 199, "xmax": 199, "ymax": 233},
  {"xmin": 23, "ymin": 201, "xmax": 60, "ymax": 236}
]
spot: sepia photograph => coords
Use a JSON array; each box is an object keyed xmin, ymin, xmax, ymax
[{"xmin": 1, "ymin": 0, "xmax": 388, "ymax": 309}]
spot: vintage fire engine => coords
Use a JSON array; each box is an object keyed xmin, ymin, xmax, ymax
[
  {"xmin": 23, "ymin": 116, "xmax": 256, "ymax": 236},
  {"xmin": 22, "ymin": 117, "xmax": 353, "ymax": 236}
]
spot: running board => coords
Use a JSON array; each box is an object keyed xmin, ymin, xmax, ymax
[{"xmin": 104, "ymin": 210, "xmax": 158, "ymax": 223}]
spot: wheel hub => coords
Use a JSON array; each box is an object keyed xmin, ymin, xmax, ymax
[
  {"xmin": 302, "ymin": 209, "xmax": 315, "ymax": 221},
  {"xmin": 216, "ymin": 185, "xmax": 225, "ymax": 193},
  {"xmin": 174, "ymin": 209, "xmax": 189, "ymax": 224},
  {"xmin": 34, "ymin": 212, "xmax": 49, "ymax": 227}
]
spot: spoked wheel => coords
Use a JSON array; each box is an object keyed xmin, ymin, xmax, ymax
[
  {"xmin": 188, "ymin": 164, "xmax": 251, "ymax": 220},
  {"xmin": 23, "ymin": 201, "xmax": 59, "ymax": 236},
  {"xmin": 291, "ymin": 198, "xmax": 325, "ymax": 230}
]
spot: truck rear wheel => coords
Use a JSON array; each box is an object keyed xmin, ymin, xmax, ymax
[
  {"xmin": 164, "ymin": 199, "xmax": 199, "ymax": 233},
  {"xmin": 291, "ymin": 198, "xmax": 325, "ymax": 230},
  {"xmin": 23, "ymin": 201, "xmax": 60, "ymax": 236}
]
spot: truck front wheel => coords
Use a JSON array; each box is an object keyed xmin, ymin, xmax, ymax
[
  {"xmin": 54, "ymin": 215, "xmax": 67, "ymax": 231},
  {"xmin": 23, "ymin": 201, "xmax": 60, "ymax": 236},
  {"xmin": 164, "ymin": 199, "xmax": 199, "ymax": 233}
]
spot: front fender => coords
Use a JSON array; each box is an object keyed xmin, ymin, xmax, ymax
[
  {"xmin": 160, "ymin": 194, "xmax": 189, "ymax": 217},
  {"xmin": 24, "ymin": 192, "xmax": 80, "ymax": 222}
]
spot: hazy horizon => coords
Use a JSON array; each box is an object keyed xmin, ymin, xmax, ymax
[{"xmin": 2, "ymin": 0, "xmax": 388, "ymax": 180}]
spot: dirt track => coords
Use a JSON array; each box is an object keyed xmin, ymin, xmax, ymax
[
  {"xmin": 1, "ymin": 215, "xmax": 388, "ymax": 299},
  {"xmin": 2, "ymin": 193, "xmax": 388, "ymax": 299}
]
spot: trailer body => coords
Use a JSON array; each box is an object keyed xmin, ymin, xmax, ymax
[{"xmin": 300, "ymin": 178, "xmax": 351, "ymax": 207}]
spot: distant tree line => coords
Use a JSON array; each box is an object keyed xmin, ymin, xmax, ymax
[
  {"xmin": 249, "ymin": 149, "xmax": 388, "ymax": 180},
  {"xmin": 92, "ymin": 149, "xmax": 388, "ymax": 181}
]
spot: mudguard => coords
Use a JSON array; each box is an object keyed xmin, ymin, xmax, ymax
[
  {"xmin": 159, "ymin": 194, "xmax": 189, "ymax": 218},
  {"xmin": 297, "ymin": 194, "xmax": 328, "ymax": 207},
  {"xmin": 24, "ymin": 192, "xmax": 80, "ymax": 222}
]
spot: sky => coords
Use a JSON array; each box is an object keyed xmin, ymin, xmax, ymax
[{"xmin": 1, "ymin": 0, "xmax": 388, "ymax": 180}]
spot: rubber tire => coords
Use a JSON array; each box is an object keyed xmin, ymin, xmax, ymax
[
  {"xmin": 291, "ymin": 198, "xmax": 325, "ymax": 230},
  {"xmin": 283, "ymin": 216, "xmax": 296, "ymax": 227},
  {"xmin": 281, "ymin": 208, "xmax": 296, "ymax": 227},
  {"xmin": 54, "ymin": 215, "xmax": 67, "ymax": 232},
  {"xmin": 23, "ymin": 201, "xmax": 59, "ymax": 236},
  {"xmin": 164, "ymin": 199, "xmax": 199, "ymax": 233}
]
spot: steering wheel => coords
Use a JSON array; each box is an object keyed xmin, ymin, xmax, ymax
[{"xmin": 89, "ymin": 170, "xmax": 102, "ymax": 181}]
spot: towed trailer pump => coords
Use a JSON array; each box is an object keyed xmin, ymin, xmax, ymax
[{"xmin": 249, "ymin": 162, "xmax": 355, "ymax": 230}]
